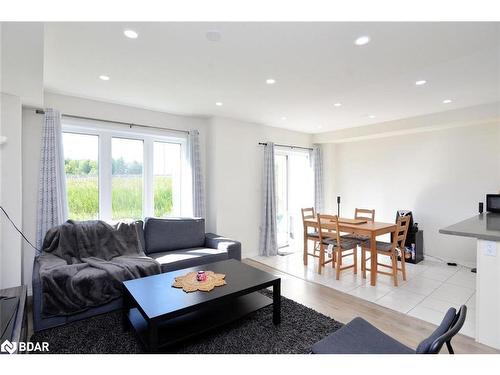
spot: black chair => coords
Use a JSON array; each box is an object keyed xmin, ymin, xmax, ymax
[{"xmin": 312, "ymin": 305, "xmax": 467, "ymax": 354}]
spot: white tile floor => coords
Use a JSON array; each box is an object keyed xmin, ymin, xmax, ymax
[{"xmin": 252, "ymin": 249, "xmax": 477, "ymax": 338}]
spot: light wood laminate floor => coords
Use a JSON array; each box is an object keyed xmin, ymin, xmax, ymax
[{"xmin": 244, "ymin": 258, "xmax": 499, "ymax": 354}]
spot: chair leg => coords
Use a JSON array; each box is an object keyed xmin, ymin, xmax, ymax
[
  {"xmin": 446, "ymin": 341, "xmax": 455, "ymax": 354},
  {"xmin": 353, "ymin": 247, "xmax": 358, "ymax": 275},
  {"xmin": 303, "ymin": 237, "xmax": 308, "ymax": 266},
  {"xmin": 400, "ymin": 249, "xmax": 407, "ymax": 281},
  {"xmin": 391, "ymin": 253, "xmax": 398, "ymax": 287},
  {"xmin": 359, "ymin": 246, "xmax": 364, "ymax": 271},
  {"xmin": 318, "ymin": 245, "xmax": 324, "ymax": 275},
  {"xmin": 361, "ymin": 248, "xmax": 367, "ymax": 279},
  {"xmin": 336, "ymin": 248, "xmax": 341, "ymax": 280}
]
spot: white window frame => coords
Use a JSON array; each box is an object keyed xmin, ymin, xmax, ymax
[{"xmin": 62, "ymin": 117, "xmax": 188, "ymax": 222}]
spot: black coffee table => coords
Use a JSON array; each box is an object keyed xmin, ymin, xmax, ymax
[{"xmin": 122, "ymin": 259, "xmax": 281, "ymax": 351}]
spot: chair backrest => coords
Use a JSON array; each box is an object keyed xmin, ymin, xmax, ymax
[
  {"xmin": 354, "ymin": 208, "xmax": 375, "ymax": 222},
  {"xmin": 416, "ymin": 305, "xmax": 467, "ymax": 354},
  {"xmin": 316, "ymin": 214, "xmax": 341, "ymax": 245},
  {"xmin": 391, "ymin": 215, "xmax": 410, "ymax": 251},
  {"xmin": 301, "ymin": 207, "xmax": 315, "ymax": 220}
]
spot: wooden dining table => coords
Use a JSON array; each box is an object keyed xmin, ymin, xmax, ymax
[{"xmin": 303, "ymin": 216, "xmax": 397, "ymax": 286}]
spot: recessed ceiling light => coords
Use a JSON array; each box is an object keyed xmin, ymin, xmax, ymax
[
  {"xmin": 442, "ymin": 99, "xmax": 453, "ymax": 104},
  {"xmin": 99, "ymin": 75, "xmax": 110, "ymax": 81},
  {"xmin": 281, "ymin": 116, "xmax": 287, "ymax": 121},
  {"xmin": 215, "ymin": 102, "xmax": 223, "ymax": 106},
  {"xmin": 368, "ymin": 115, "xmax": 376, "ymax": 119},
  {"xmin": 206, "ymin": 31, "xmax": 222, "ymax": 42},
  {"xmin": 333, "ymin": 102, "xmax": 342, "ymax": 107},
  {"xmin": 266, "ymin": 78, "xmax": 276, "ymax": 85},
  {"xmin": 123, "ymin": 29, "xmax": 138, "ymax": 39},
  {"xmin": 415, "ymin": 80, "xmax": 427, "ymax": 86},
  {"xmin": 354, "ymin": 35, "xmax": 371, "ymax": 46}
]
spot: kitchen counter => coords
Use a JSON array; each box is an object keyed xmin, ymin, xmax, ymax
[
  {"xmin": 440, "ymin": 213, "xmax": 500, "ymax": 349},
  {"xmin": 439, "ymin": 213, "xmax": 500, "ymax": 241}
]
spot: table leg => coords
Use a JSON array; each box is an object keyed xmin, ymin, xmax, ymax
[
  {"xmin": 370, "ymin": 232, "xmax": 377, "ymax": 286},
  {"xmin": 148, "ymin": 320, "xmax": 159, "ymax": 352},
  {"xmin": 273, "ymin": 279, "xmax": 281, "ymax": 325},
  {"xmin": 122, "ymin": 288, "xmax": 132, "ymax": 331}
]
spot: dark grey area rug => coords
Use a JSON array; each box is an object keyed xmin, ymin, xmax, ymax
[{"xmin": 31, "ymin": 292, "xmax": 343, "ymax": 354}]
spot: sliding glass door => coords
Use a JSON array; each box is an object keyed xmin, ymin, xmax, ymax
[{"xmin": 275, "ymin": 148, "xmax": 314, "ymax": 252}]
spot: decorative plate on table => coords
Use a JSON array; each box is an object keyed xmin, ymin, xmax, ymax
[{"xmin": 172, "ymin": 271, "xmax": 226, "ymax": 293}]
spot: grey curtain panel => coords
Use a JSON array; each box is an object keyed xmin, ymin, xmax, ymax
[
  {"xmin": 36, "ymin": 109, "xmax": 68, "ymax": 252},
  {"xmin": 312, "ymin": 144, "xmax": 324, "ymax": 213},
  {"xmin": 259, "ymin": 142, "xmax": 278, "ymax": 256},
  {"xmin": 189, "ymin": 129, "xmax": 205, "ymax": 218}
]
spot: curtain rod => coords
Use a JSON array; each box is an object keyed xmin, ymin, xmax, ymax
[
  {"xmin": 35, "ymin": 109, "xmax": 190, "ymax": 135},
  {"xmin": 258, "ymin": 142, "xmax": 313, "ymax": 151}
]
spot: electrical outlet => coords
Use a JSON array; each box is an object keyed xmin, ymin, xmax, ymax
[{"xmin": 483, "ymin": 241, "xmax": 497, "ymax": 257}]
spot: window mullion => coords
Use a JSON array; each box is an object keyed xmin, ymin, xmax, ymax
[
  {"xmin": 100, "ymin": 133, "xmax": 112, "ymax": 221},
  {"xmin": 144, "ymin": 137, "xmax": 154, "ymax": 218}
]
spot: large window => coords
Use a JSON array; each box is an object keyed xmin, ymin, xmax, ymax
[{"xmin": 62, "ymin": 119, "xmax": 186, "ymax": 222}]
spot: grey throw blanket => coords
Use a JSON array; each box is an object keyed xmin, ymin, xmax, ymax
[{"xmin": 38, "ymin": 220, "xmax": 161, "ymax": 316}]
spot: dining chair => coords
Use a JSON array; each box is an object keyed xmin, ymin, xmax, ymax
[
  {"xmin": 302, "ymin": 207, "xmax": 319, "ymax": 265},
  {"xmin": 361, "ymin": 215, "xmax": 410, "ymax": 286},
  {"xmin": 342, "ymin": 208, "xmax": 375, "ymax": 273},
  {"xmin": 343, "ymin": 208, "xmax": 375, "ymax": 242},
  {"xmin": 317, "ymin": 214, "xmax": 361, "ymax": 278}
]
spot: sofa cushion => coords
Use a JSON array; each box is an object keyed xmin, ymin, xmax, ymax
[
  {"xmin": 144, "ymin": 217, "xmax": 206, "ymax": 254},
  {"xmin": 311, "ymin": 317, "xmax": 414, "ymax": 354},
  {"xmin": 148, "ymin": 247, "xmax": 229, "ymax": 273}
]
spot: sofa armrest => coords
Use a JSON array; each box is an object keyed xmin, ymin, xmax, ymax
[{"xmin": 205, "ymin": 233, "xmax": 241, "ymax": 261}]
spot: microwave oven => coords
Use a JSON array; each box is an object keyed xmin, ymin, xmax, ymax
[{"xmin": 486, "ymin": 194, "xmax": 500, "ymax": 213}]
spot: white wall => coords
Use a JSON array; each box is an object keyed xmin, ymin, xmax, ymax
[
  {"xmin": 1, "ymin": 23, "xmax": 44, "ymax": 289},
  {"xmin": 322, "ymin": 143, "xmax": 337, "ymax": 213},
  {"xmin": 1, "ymin": 22, "xmax": 44, "ymax": 107},
  {"xmin": 207, "ymin": 116, "xmax": 313, "ymax": 258},
  {"xmin": 1, "ymin": 93, "xmax": 23, "ymax": 289},
  {"xmin": 21, "ymin": 108, "xmax": 43, "ymax": 289},
  {"xmin": 0, "ymin": 22, "xmax": 3, "ymax": 289},
  {"xmin": 329, "ymin": 122, "xmax": 500, "ymax": 267}
]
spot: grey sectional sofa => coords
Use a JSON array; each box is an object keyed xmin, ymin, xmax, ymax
[{"xmin": 32, "ymin": 217, "xmax": 241, "ymax": 332}]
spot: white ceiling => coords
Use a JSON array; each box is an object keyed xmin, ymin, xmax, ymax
[{"xmin": 44, "ymin": 22, "xmax": 500, "ymax": 133}]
